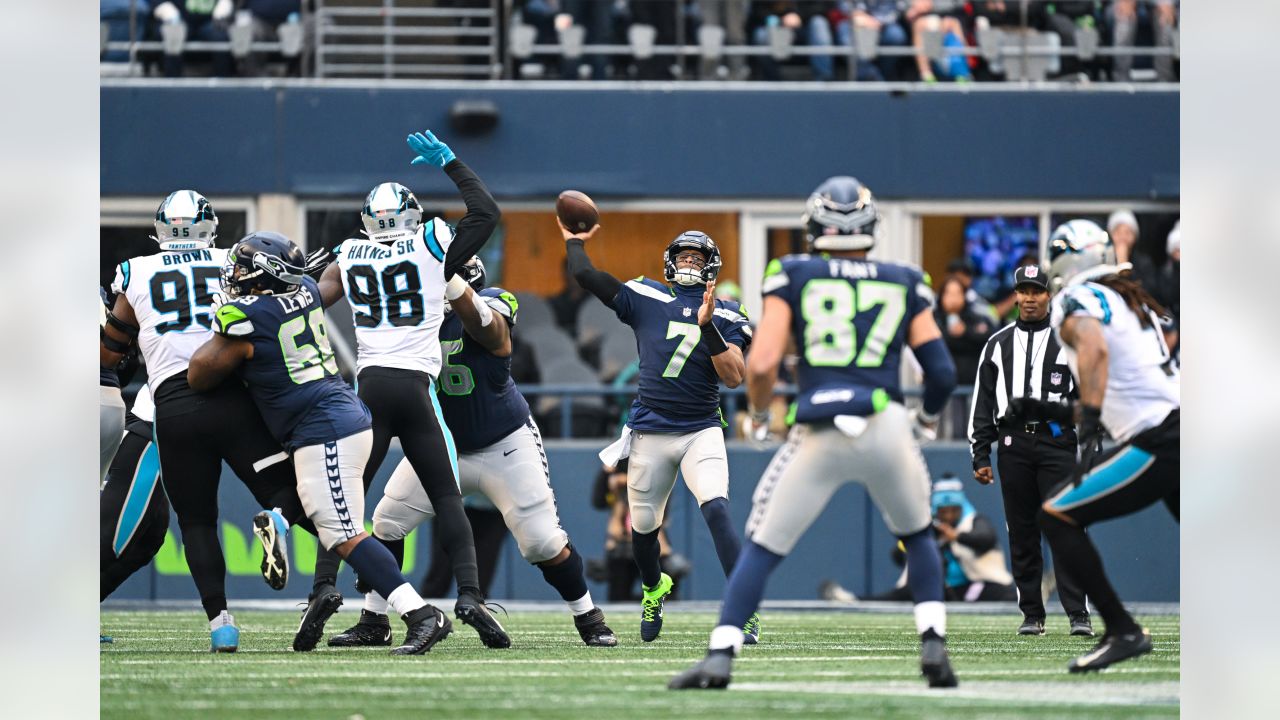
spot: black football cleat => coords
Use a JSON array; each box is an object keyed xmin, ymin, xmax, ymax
[
  {"xmin": 392, "ymin": 605, "xmax": 453, "ymax": 655},
  {"xmin": 455, "ymin": 593, "xmax": 511, "ymax": 649},
  {"xmin": 574, "ymin": 607, "xmax": 618, "ymax": 647},
  {"xmin": 293, "ymin": 583, "xmax": 343, "ymax": 652},
  {"xmin": 1068, "ymin": 628, "xmax": 1153, "ymax": 673},
  {"xmin": 328, "ymin": 609, "xmax": 393, "ymax": 647},
  {"xmin": 1018, "ymin": 617, "xmax": 1046, "ymax": 636},
  {"xmin": 669, "ymin": 651, "xmax": 733, "ymax": 690},
  {"xmin": 1069, "ymin": 613, "xmax": 1096, "ymax": 637},
  {"xmin": 920, "ymin": 632, "xmax": 959, "ymax": 688}
]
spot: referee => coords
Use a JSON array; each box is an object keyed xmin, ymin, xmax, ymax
[{"xmin": 967, "ymin": 265, "xmax": 1092, "ymax": 637}]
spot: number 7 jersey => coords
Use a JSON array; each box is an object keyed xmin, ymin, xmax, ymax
[
  {"xmin": 111, "ymin": 248, "xmax": 227, "ymax": 389},
  {"xmin": 762, "ymin": 254, "xmax": 934, "ymax": 422},
  {"xmin": 334, "ymin": 219, "xmax": 454, "ymax": 377}
]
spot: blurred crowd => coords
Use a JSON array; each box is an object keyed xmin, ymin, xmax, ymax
[{"xmin": 103, "ymin": 0, "xmax": 1179, "ymax": 82}]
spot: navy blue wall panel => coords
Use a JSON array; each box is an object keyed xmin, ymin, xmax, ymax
[{"xmin": 102, "ymin": 87, "xmax": 1178, "ymax": 200}]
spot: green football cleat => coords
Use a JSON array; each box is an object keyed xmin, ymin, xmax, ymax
[
  {"xmin": 742, "ymin": 612, "xmax": 762, "ymax": 645},
  {"xmin": 640, "ymin": 572, "xmax": 674, "ymax": 642}
]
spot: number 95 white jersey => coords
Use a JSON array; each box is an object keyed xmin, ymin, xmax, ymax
[
  {"xmin": 335, "ymin": 218, "xmax": 454, "ymax": 377},
  {"xmin": 111, "ymin": 248, "xmax": 228, "ymax": 389}
]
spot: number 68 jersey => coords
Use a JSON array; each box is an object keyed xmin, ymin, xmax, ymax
[
  {"xmin": 213, "ymin": 276, "xmax": 371, "ymax": 451},
  {"xmin": 111, "ymin": 248, "xmax": 227, "ymax": 390},
  {"xmin": 762, "ymin": 254, "xmax": 934, "ymax": 423},
  {"xmin": 334, "ymin": 219, "xmax": 454, "ymax": 377}
]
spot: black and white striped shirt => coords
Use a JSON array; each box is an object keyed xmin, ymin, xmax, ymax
[{"xmin": 967, "ymin": 315, "xmax": 1077, "ymax": 469}]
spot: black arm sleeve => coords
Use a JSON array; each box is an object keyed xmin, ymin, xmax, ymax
[
  {"xmin": 442, "ymin": 159, "xmax": 501, "ymax": 277},
  {"xmin": 968, "ymin": 337, "xmax": 1000, "ymax": 469},
  {"xmin": 955, "ymin": 515, "xmax": 999, "ymax": 555},
  {"xmin": 565, "ymin": 238, "xmax": 622, "ymax": 307}
]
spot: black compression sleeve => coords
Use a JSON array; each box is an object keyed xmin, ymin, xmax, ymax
[
  {"xmin": 565, "ymin": 238, "xmax": 622, "ymax": 306},
  {"xmin": 442, "ymin": 159, "xmax": 501, "ymax": 277}
]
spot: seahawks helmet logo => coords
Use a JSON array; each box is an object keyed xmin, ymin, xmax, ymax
[{"xmin": 253, "ymin": 252, "xmax": 305, "ymax": 286}]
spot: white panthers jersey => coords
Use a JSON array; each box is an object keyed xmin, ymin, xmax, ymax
[
  {"xmin": 1051, "ymin": 280, "xmax": 1179, "ymax": 443},
  {"xmin": 132, "ymin": 383, "xmax": 156, "ymax": 424},
  {"xmin": 111, "ymin": 248, "xmax": 227, "ymax": 389},
  {"xmin": 335, "ymin": 218, "xmax": 454, "ymax": 377}
]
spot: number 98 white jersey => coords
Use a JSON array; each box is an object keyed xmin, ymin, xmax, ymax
[
  {"xmin": 111, "ymin": 248, "xmax": 227, "ymax": 389},
  {"xmin": 335, "ymin": 218, "xmax": 454, "ymax": 377}
]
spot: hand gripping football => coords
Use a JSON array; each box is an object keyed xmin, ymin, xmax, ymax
[{"xmin": 556, "ymin": 190, "xmax": 599, "ymax": 234}]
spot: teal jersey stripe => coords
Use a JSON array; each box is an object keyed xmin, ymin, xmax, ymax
[
  {"xmin": 113, "ymin": 440, "xmax": 161, "ymax": 556},
  {"xmin": 1050, "ymin": 446, "xmax": 1154, "ymax": 511},
  {"xmin": 1087, "ymin": 287, "xmax": 1112, "ymax": 324},
  {"xmin": 424, "ymin": 224, "xmax": 446, "ymax": 263},
  {"xmin": 121, "ymin": 260, "xmax": 131, "ymax": 291},
  {"xmin": 428, "ymin": 378, "xmax": 460, "ymax": 487}
]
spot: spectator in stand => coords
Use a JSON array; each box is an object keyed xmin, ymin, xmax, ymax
[
  {"xmin": 1106, "ymin": 209, "xmax": 1159, "ymax": 290},
  {"xmin": 749, "ymin": 2, "xmax": 832, "ymax": 81},
  {"xmin": 945, "ymin": 258, "xmax": 1000, "ymax": 327},
  {"xmin": 1108, "ymin": 0, "xmax": 1178, "ymax": 82},
  {"xmin": 1151, "ymin": 220, "xmax": 1180, "ymax": 321},
  {"xmin": 152, "ymin": 0, "xmax": 235, "ymax": 77},
  {"xmin": 697, "ymin": 0, "xmax": 752, "ymax": 80},
  {"xmin": 102, "ymin": 0, "xmax": 151, "ymax": 63},
  {"xmin": 1039, "ymin": 1, "xmax": 1101, "ymax": 80},
  {"xmin": 237, "ymin": 0, "xmax": 303, "ymax": 77},
  {"xmin": 935, "ymin": 274, "xmax": 993, "ymax": 387},
  {"xmin": 809, "ymin": 1, "xmax": 911, "ymax": 81},
  {"xmin": 527, "ymin": 0, "xmax": 618, "ymax": 79},
  {"xmin": 904, "ymin": 0, "xmax": 971, "ymax": 82}
]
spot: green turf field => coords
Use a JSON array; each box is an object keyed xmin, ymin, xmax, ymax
[{"xmin": 100, "ymin": 609, "xmax": 1179, "ymax": 719}]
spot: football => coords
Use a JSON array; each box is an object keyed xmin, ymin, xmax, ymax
[{"xmin": 556, "ymin": 190, "xmax": 599, "ymax": 234}]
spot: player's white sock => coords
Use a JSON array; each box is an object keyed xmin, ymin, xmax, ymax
[
  {"xmin": 386, "ymin": 583, "xmax": 427, "ymax": 616},
  {"xmin": 566, "ymin": 591, "xmax": 594, "ymax": 616},
  {"xmin": 708, "ymin": 624, "xmax": 745, "ymax": 655},
  {"xmin": 913, "ymin": 601, "xmax": 947, "ymax": 637},
  {"xmin": 364, "ymin": 591, "xmax": 389, "ymax": 616},
  {"xmin": 210, "ymin": 610, "xmax": 235, "ymax": 631}
]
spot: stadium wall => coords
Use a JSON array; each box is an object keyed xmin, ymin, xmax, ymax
[
  {"xmin": 110, "ymin": 443, "xmax": 1179, "ymax": 604},
  {"xmin": 101, "ymin": 85, "xmax": 1178, "ymax": 200}
]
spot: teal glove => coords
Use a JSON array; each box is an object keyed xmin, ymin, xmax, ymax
[{"xmin": 407, "ymin": 130, "xmax": 456, "ymax": 168}]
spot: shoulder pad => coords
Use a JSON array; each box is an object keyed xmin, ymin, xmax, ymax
[
  {"xmin": 112, "ymin": 260, "xmax": 131, "ymax": 294},
  {"xmin": 214, "ymin": 302, "xmax": 256, "ymax": 337},
  {"xmin": 762, "ymin": 257, "xmax": 791, "ymax": 294},
  {"xmin": 623, "ymin": 277, "xmax": 675, "ymax": 304},
  {"xmin": 483, "ymin": 288, "xmax": 519, "ymax": 323}
]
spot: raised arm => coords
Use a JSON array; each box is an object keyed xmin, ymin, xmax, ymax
[
  {"xmin": 405, "ymin": 130, "xmax": 501, "ymax": 277},
  {"xmin": 318, "ymin": 261, "xmax": 344, "ymax": 308},
  {"xmin": 445, "ymin": 277, "xmax": 512, "ymax": 357},
  {"xmin": 559, "ymin": 221, "xmax": 622, "ymax": 307}
]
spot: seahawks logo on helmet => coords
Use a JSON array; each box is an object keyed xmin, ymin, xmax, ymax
[
  {"xmin": 152, "ymin": 190, "xmax": 218, "ymax": 251},
  {"xmin": 221, "ymin": 231, "xmax": 307, "ymax": 297},
  {"xmin": 362, "ymin": 182, "xmax": 423, "ymax": 243},
  {"xmin": 1047, "ymin": 219, "xmax": 1118, "ymax": 293},
  {"xmin": 804, "ymin": 176, "xmax": 878, "ymax": 252},
  {"xmin": 663, "ymin": 231, "xmax": 722, "ymax": 286}
]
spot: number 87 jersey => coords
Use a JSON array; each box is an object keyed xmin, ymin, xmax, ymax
[
  {"xmin": 334, "ymin": 217, "xmax": 455, "ymax": 377},
  {"xmin": 762, "ymin": 254, "xmax": 934, "ymax": 422}
]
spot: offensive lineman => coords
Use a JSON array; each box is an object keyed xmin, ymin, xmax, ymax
[
  {"xmin": 329, "ymin": 258, "xmax": 618, "ymax": 648},
  {"xmin": 309, "ymin": 130, "xmax": 508, "ymax": 650},
  {"xmin": 1026, "ymin": 219, "xmax": 1180, "ymax": 672},
  {"xmin": 562, "ymin": 223, "xmax": 755, "ymax": 642},
  {"xmin": 100, "ymin": 191, "xmax": 315, "ymax": 651},
  {"xmin": 670, "ymin": 176, "xmax": 959, "ymax": 690},
  {"xmin": 190, "ymin": 231, "xmax": 453, "ymax": 655}
]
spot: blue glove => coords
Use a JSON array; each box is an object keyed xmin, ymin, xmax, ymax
[{"xmin": 407, "ymin": 130, "xmax": 456, "ymax": 168}]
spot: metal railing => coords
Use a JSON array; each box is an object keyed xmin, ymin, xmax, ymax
[{"xmin": 521, "ymin": 383, "xmax": 975, "ymax": 440}]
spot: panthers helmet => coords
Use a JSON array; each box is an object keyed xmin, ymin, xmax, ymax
[
  {"xmin": 221, "ymin": 231, "xmax": 307, "ymax": 298},
  {"xmin": 1047, "ymin": 219, "xmax": 1117, "ymax": 293},
  {"xmin": 803, "ymin": 176, "xmax": 878, "ymax": 252},
  {"xmin": 152, "ymin": 190, "xmax": 218, "ymax": 251},
  {"xmin": 460, "ymin": 256, "xmax": 487, "ymax": 292},
  {"xmin": 663, "ymin": 231, "xmax": 722, "ymax": 286},
  {"xmin": 361, "ymin": 182, "xmax": 423, "ymax": 243}
]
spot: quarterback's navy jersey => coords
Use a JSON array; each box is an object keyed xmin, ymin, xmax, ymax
[
  {"xmin": 213, "ymin": 277, "xmax": 371, "ymax": 450},
  {"xmin": 762, "ymin": 254, "xmax": 933, "ymax": 423},
  {"xmin": 610, "ymin": 277, "xmax": 751, "ymax": 433},
  {"xmin": 436, "ymin": 287, "xmax": 531, "ymax": 452}
]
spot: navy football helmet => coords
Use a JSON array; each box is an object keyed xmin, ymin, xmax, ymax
[
  {"xmin": 460, "ymin": 256, "xmax": 487, "ymax": 292},
  {"xmin": 221, "ymin": 231, "xmax": 307, "ymax": 297},
  {"xmin": 803, "ymin": 176, "xmax": 878, "ymax": 251},
  {"xmin": 362, "ymin": 182, "xmax": 423, "ymax": 243},
  {"xmin": 663, "ymin": 231, "xmax": 722, "ymax": 286},
  {"xmin": 152, "ymin": 190, "xmax": 218, "ymax": 251}
]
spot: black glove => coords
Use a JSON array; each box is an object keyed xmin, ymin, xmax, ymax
[
  {"xmin": 1008, "ymin": 397, "xmax": 1073, "ymax": 424},
  {"xmin": 303, "ymin": 246, "xmax": 333, "ymax": 279},
  {"xmin": 1071, "ymin": 404, "xmax": 1105, "ymax": 486}
]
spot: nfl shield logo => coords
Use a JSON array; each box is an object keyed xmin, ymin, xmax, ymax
[
  {"xmin": 683, "ymin": 307, "xmax": 692, "ymax": 317},
  {"xmin": 1026, "ymin": 266, "xmax": 1039, "ymax": 278},
  {"xmin": 1004, "ymin": 436, "xmax": 1012, "ymax": 446},
  {"xmin": 1050, "ymin": 372, "xmax": 1063, "ymax": 385}
]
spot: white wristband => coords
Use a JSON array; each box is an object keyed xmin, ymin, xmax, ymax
[
  {"xmin": 444, "ymin": 274, "xmax": 469, "ymax": 301},
  {"xmin": 470, "ymin": 291, "xmax": 494, "ymax": 327}
]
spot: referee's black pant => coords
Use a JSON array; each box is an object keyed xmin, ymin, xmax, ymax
[{"xmin": 996, "ymin": 426, "xmax": 1089, "ymax": 621}]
